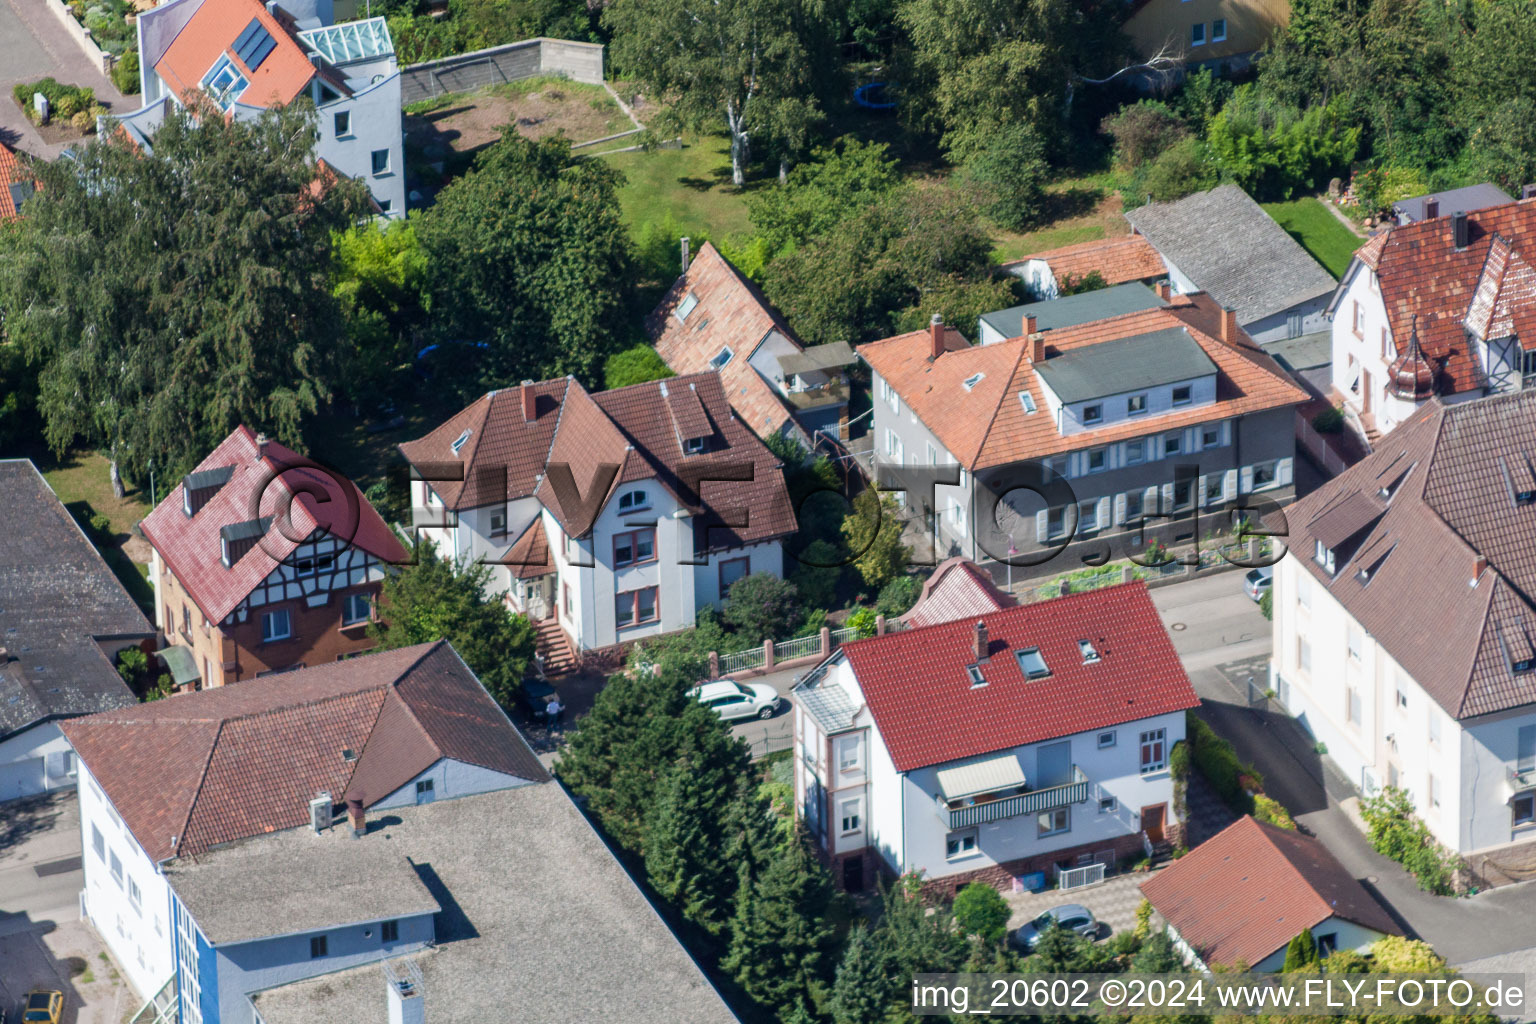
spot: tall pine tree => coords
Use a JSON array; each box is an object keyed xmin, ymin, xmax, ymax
[
  {"xmin": 829, "ymin": 925, "xmax": 893, "ymax": 1024},
  {"xmin": 724, "ymin": 828, "xmax": 838, "ymax": 1015}
]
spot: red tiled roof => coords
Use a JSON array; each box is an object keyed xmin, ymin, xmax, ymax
[
  {"xmin": 901, "ymin": 558, "xmax": 1017, "ymax": 629},
  {"xmin": 858, "ymin": 293, "xmax": 1308, "ymax": 471},
  {"xmin": 0, "ymin": 142, "xmax": 36, "ymax": 221},
  {"xmin": 1004, "ymin": 235, "xmax": 1166, "ymax": 287},
  {"xmin": 505, "ymin": 520, "xmax": 554, "ymax": 579},
  {"xmin": 61, "ymin": 641, "xmax": 548, "ymax": 861},
  {"xmin": 402, "ymin": 374, "xmax": 797, "ymax": 549},
  {"xmin": 1140, "ymin": 816, "xmax": 1399, "ymax": 968},
  {"xmin": 648, "ymin": 242, "xmax": 801, "ymax": 438},
  {"xmin": 1356, "ymin": 197, "xmax": 1536, "ymax": 395},
  {"xmin": 155, "ymin": 0, "xmax": 316, "ymax": 110},
  {"xmin": 840, "ymin": 582, "xmax": 1198, "ymax": 772},
  {"xmin": 140, "ymin": 426, "xmax": 407, "ymax": 624}
]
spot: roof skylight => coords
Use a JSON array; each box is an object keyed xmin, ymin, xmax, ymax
[
  {"xmin": 963, "ymin": 372, "xmax": 985, "ymax": 391},
  {"xmin": 450, "ymin": 429, "xmax": 472, "ymax": 455},
  {"xmin": 1018, "ymin": 391, "xmax": 1037, "ymax": 414},
  {"xmin": 201, "ymin": 54, "xmax": 250, "ymax": 111},
  {"xmin": 1016, "ymin": 647, "xmax": 1049, "ymax": 678}
]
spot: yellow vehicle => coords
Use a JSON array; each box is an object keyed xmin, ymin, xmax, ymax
[{"xmin": 22, "ymin": 990, "xmax": 63, "ymax": 1024}]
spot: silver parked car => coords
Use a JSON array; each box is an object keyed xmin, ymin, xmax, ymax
[
  {"xmin": 1011, "ymin": 904, "xmax": 1100, "ymax": 950},
  {"xmin": 687, "ymin": 679, "xmax": 782, "ymax": 721}
]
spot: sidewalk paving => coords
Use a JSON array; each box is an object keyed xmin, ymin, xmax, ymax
[{"xmin": 1197, "ymin": 656, "xmax": 1536, "ymax": 965}]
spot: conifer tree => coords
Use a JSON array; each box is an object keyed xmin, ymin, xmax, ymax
[
  {"xmin": 829, "ymin": 925, "xmax": 893, "ymax": 1024},
  {"xmin": 724, "ymin": 829, "xmax": 838, "ymax": 1014}
]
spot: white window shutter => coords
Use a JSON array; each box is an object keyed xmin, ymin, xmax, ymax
[
  {"xmin": 1223, "ymin": 469, "xmax": 1238, "ymax": 501},
  {"xmin": 1160, "ymin": 482, "xmax": 1174, "ymax": 511},
  {"xmin": 1113, "ymin": 493, "xmax": 1127, "ymax": 524},
  {"xmin": 1035, "ymin": 508, "xmax": 1049, "ymax": 542},
  {"xmin": 1277, "ymin": 457, "xmax": 1293, "ymax": 486},
  {"xmin": 1197, "ymin": 474, "xmax": 1209, "ymax": 506},
  {"xmin": 1145, "ymin": 486, "xmax": 1160, "ymax": 515},
  {"xmin": 1223, "ymin": 421, "xmax": 1232, "ymax": 446},
  {"xmin": 1097, "ymin": 496, "xmax": 1111, "ymax": 527},
  {"xmin": 1240, "ymin": 465, "xmax": 1254, "ymax": 494}
]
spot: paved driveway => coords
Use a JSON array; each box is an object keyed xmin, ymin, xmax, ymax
[
  {"xmin": 1005, "ymin": 871, "xmax": 1155, "ymax": 945},
  {"xmin": 0, "ymin": 0, "xmax": 128, "ymax": 158},
  {"xmin": 0, "ymin": 793, "xmax": 134, "ymax": 1024}
]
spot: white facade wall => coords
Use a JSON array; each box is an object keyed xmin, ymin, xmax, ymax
[
  {"xmin": 0, "ymin": 722, "xmax": 78, "ymax": 803},
  {"xmin": 1045, "ymin": 374, "xmax": 1218, "ymax": 438},
  {"xmin": 1331, "ymin": 265, "xmax": 1425, "ymax": 432},
  {"xmin": 1271, "ymin": 554, "xmax": 1536, "ymax": 854},
  {"xmin": 77, "ymin": 762, "xmax": 176, "ymax": 1001},
  {"xmin": 372, "ymin": 757, "xmax": 536, "ymax": 810},
  {"xmin": 896, "ymin": 711, "xmax": 1184, "ymax": 882},
  {"xmin": 315, "ymin": 72, "xmax": 406, "ymax": 218}
]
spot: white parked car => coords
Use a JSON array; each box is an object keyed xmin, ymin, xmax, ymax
[
  {"xmin": 688, "ymin": 679, "xmax": 781, "ymax": 721},
  {"xmin": 1244, "ymin": 566, "xmax": 1274, "ymax": 602}
]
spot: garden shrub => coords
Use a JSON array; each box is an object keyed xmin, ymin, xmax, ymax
[
  {"xmin": 1102, "ymin": 100, "xmax": 1190, "ymax": 169},
  {"xmin": 961, "ymin": 123, "xmax": 1048, "ymax": 232},
  {"xmin": 1259, "ymin": 589, "xmax": 1273, "ymax": 620},
  {"xmin": 874, "ymin": 575, "xmax": 921, "ymax": 618},
  {"xmin": 89, "ymin": 512, "xmax": 112, "ymax": 538},
  {"xmin": 1360, "ymin": 787, "xmax": 1463, "ymax": 895},
  {"xmin": 790, "ymin": 539, "xmax": 843, "ymax": 610},
  {"xmin": 111, "ymin": 49, "xmax": 141, "ymax": 95},
  {"xmin": 12, "ymin": 79, "xmax": 96, "ymax": 126},
  {"xmin": 722, "ymin": 572, "xmax": 802, "ymax": 643},
  {"xmin": 1369, "ymin": 936, "xmax": 1444, "ymax": 972},
  {"xmin": 1253, "ymin": 793, "xmax": 1296, "ymax": 830},
  {"xmin": 1186, "ymin": 711, "xmax": 1262, "ymax": 814},
  {"xmin": 845, "ymin": 607, "xmax": 877, "ymax": 638},
  {"xmin": 1205, "ymin": 88, "xmax": 1361, "ymax": 201},
  {"xmin": 1311, "ymin": 406, "xmax": 1345, "ymax": 434}
]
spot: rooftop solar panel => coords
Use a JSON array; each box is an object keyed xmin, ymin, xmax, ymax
[{"xmin": 233, "ymin": 18, "xmax": 277, "ymax": 72}]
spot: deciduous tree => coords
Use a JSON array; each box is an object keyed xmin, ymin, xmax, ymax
[{"xmin": 0, "ymin": 103, "xmax": 369, "ymax": 490}]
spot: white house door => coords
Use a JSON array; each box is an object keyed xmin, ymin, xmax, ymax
[{"xmin": 1037, "ymin": 742, "xmax": 1071, "ymax": 789}]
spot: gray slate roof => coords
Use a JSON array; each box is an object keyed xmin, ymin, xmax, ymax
[
  {"xmin": 1034, "ymin": 326, "xmax": 1216, "ymax": 403},
  {"xmin": 1393, "ymin": 184, "xmax": 1512, "ymax": 225},
  {"xmin": 980, "ymin": 282, "xmax": 1166, "ymax": 339},
  {"xmin": 1124, "ymin": 185, "xmax": 1338, "ymax": 324},
  {"xmin": 248, "ymin": 782, "xmax": 740, "ymax": 1024},
  {"xmin": 0, "ymin": 461, "xmax": 151, "ymax": 741}
]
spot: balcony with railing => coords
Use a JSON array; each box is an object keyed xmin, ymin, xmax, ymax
[
  {"xmin": 936, "ymin": 766, "xmax": 1090, "ymax": 830},
  {"xmin": 1507, "ymin": 763, "xmax": 1536, "ymax": 793}
]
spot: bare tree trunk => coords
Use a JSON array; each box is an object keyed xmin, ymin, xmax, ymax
[
  {"xmin": 778, "ymin": 157, "xmax": 788, "ymax": 183},
  {"xmin": 726, "ymin": 100, "xmax": 749, "ymax": 186},
  {"xmin": 110, "ymin": 451, "xmax": 125, "ymax": 499}
]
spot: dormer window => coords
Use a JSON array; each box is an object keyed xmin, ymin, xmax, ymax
[
  {"xmin": 1082, "ymin": 403, "xmax": 1103, "ymax": 424},
  {"xmin": 966, "ymin": 664, "xmax": 986, "ymax": 687},
  {"xmin": 962, "ymin": 372, "xmax": 985, "ymax": 391},
  {"xmin": 618, "ymin": 489, "xmax": 649, "ymax": 512},
  {"xmin": 1016, "ymin": 647, "xmax": 1049, "ymax": 678},
  {"xmin": 451, "ymin": 429, "xmax": 471, "ymax": 455},
  {"xmin": 1172, "ymin": 385, "xmax": 1193, "ymax": 407},
  {"xmin": 489, "ymin": 511, "xmax": 507, "ymax": 535},
  {"xmin": 709, "ymin": 347, "xmax": 733, "ymax": 370},
  {"xmin": 1019, "ymin": 391, "xmax": 1037, "ymax": 414},
  {"xmin": 685, "ymin": 436, "xmax": 707, "ymax": 454},
  {"xmin": 1315, "ymin": 539, "xmax": 1337, "ymax": 574},
  {"xmin": 1127, "ymin": 393, "xmax": 1147, "ymax": 416},
  {"xmin": 184, "ymin": 488, "xmax": 193, "ymax": 517},
  {"xmin": 676, "ymin": 292, "xmax": 700, "ymax": 322},
  {"xmin": 1078, "ymin": 640, "xmax": 1100, "ymax": 663}
]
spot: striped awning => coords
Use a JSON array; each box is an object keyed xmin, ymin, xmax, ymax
[{"xmin": 937, "ymin": 754, "xmax": 1026, "ymax": 801}]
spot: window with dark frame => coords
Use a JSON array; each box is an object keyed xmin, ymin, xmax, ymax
[
  {"xmin": 616, "ymin": 587, "xmax": 659, "ymax": 628},
  {"xmin": 1140, "ymin": 728, "xmax": 1167, "ymax": 773},
  {"xmin": 343, "ymin": 593, "xmax": 371, "ymax": 626},
  {"xmin": 1172, "ymin": 385, "xmax": 1193, "ymax": 406},
  {"xmin": 719, "ymin": 556, "xmax": 750, "ymax": 595},
  {"xmin": 382, "ymin": 920, "xmax": 399, "ymax": 942},
  {"xmin": 310, "ymin": 935, "xmax": 328, "ymax": 958},
  {"xmin": 613, "ymin": 529, "xmax": 656, "ymax": 568}
]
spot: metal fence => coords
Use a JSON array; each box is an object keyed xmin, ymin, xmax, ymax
[
  {"xmin": 719, "ymin": 647, "xmax": 766, "ymax": 675},
  {"xmin": 1055, "ymin": 862, "xmax": 1107, "ymax": 891},
  {"xmin": 775, "ymin": 634, "xmax": 823, "ymax": 663}
]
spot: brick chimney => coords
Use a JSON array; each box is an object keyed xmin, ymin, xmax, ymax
[
  {"xmin": 255, "ymin": 432, "xmax": 269, "ymax": 462},
  {"xmin": 1024, "ymin": 314, "xmax": 1038, "ymax": 337},
  {"xmin": 1523, "ymin": 184, "xmax": 1536, "ymax": 201},
  {"xmin": 1424, "ymin": 196, "xmax": 1439, "ymax": 220},
  {"xmin": 929, "ymin": 313, "xmax": 945, "ymax": 361},
  {"xmin": 1028, "ymin": 334, "xmax": 1046, "ymax": 363},
  {"xmin": 1453, "ymin": 210, "xmax": 1470, "ymax": 249},
  {"xmin": 1473, "ymin": 554, "xmax": 1488, "ymax": 585},
  {"xmin": 973, "ymin": 620, "xmax": 988, "ymax": 661},
  {"xmin": 1221, "ymin": 308, "xmax": 1238, "ymax": 345},
  {"xmin": 1157, "ymin": 281, "xmax": 1172, "ymax": 301},
  {"xmin": 347, "ymin": 797, "xmax": 366, "ymax": 838},
  {"xmin": 520, "ymin": 379, "xmax": 537, "ymax": 422}
]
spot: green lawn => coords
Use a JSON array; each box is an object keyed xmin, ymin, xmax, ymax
[
  {"xmin": 1262, "ymin": 197, "xmax": 1364, "ymax": 279},
  {"xmin": 38, "ymin": 451, "xmax": 156, "ymax": 616},
  {"xmin": 599, "ymin": 136, "xmax": 756, "ymax": 245}
]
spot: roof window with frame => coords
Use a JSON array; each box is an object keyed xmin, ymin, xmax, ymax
[
  {"xmin": 201, "ymin": 54, "xmax": 250, "ymax": 111},
  {"xmin": 1016, "ymin": 647, "xmax": 1050, "ymax": 678},
  {"xmin": 710, "ymin": 347, "xmax": 734, "ymax": 370},
  {"xmin": 450, "ymin": 429, "xmax": 472, "ymax": 455},
  {"xmin": 676, "ymin": 292, "xmax": 700, "ymax": 322}
]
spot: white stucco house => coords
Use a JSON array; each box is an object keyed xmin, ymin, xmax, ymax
[
  {"xmin": 0, "ymin": 461, "xmax": 153, "ymax": 803},
  {"xmin": 792, "ymin": 581, "xmax": 1199, "ymax": 896},
  {"xmin": 1326, "ymin": 194, "xmax": 1536, "ymax": 445},
  {"xmin": 399, "ymin": 373, "xmax": 796, "ymax": 665},
  {"xmin": 1270, "ymin": 388, "xmax": 1536, "ymax": 887},
  {"xmin": 117, "ymin": 0, "xmax": 406, "ymax": 217}
]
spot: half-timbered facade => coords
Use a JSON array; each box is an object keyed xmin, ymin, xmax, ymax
[{"xmin": 141, "ymin": 426, "xmax": 407, "ymax": 688}]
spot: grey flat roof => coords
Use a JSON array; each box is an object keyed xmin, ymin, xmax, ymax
[
  {"xmin": 793, "ymin": 661, "xmax": 858, "ymax": 733},
  {"xmin": 247, "ymin": 782, "xmax": 740, "ymax": 1024},
  {"xmin": 166, "ymin": 832, "xmax": 441, "ymax": 944},
  {"xmin": 1393, "ymin": 184, "xmax": 1512, "ymax": 224},
  {"xmin": 979, "ymin": 283, "xmax": 1165, "ymax": 339},
  {"xmin": 1262, "ymin": 330, "xmax": 1332, "ymax": 373},
  {"xmin": 1034, "ymin": 327, "xmax": 1216, "ymax": 404},
  {"xmin": 0, "ymin": 461, "xmax": 151, "ymax": 741},
  {"xmin": 779, "ymin": 341, "xmax": 855, "ymax": 376},
  {"xmin": 1125, "ymin": 185, "xmax": 1338, "ymax": 323}
]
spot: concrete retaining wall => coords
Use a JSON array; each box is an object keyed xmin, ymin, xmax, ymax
[
  {"xmin": 40, "ymin": 0, "xmax": 115, "ymax": 76},
  {"xmin": 400, "ymin": 37, "xmax": 603, "ymax": 106}
]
